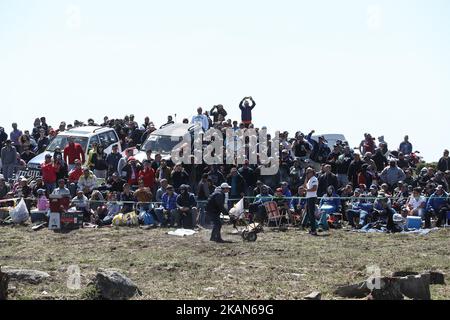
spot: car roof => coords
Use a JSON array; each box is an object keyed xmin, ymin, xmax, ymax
[
  {"xmin": 152, "ymin": 123, "xmax": 199, "ymax": 137},
  {"xmin": 58, "ymin": 126, "xmax": 113, "ymax": 137}
]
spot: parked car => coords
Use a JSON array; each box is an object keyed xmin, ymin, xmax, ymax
[
  {"xmin": 26, "ymin": 126, "xmax": 122, "ymax": 174},
  {"xmin": 134, "ymin": 123, "xmax": 200, "ymax": 163}
]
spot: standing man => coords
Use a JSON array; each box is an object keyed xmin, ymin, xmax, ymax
[
  {"xmin": 1, "ymin": 140, "xmax": 17, "ymax": 181},
  {"xmin": 10, "ymin": 123, "xmax": 23, "ymax": 152},
  {"xmin": 64, "ymin": 137, "xmax": 85, "ymax": 170},
  {"xmin": 438, "ymin": 149, "xmax": 450, "ymax": 173},
  {"xmin": 303, "ymin": 167, "xmax": 319, "ymax": 236},
  {"xmin": 399, "ymin": 135, "xmax": 413, "ymax": 155},
  {"xmin": 239, "ymin": 96, "xmax": 256, "ymax": 128},
  {"xmin": 206, "ymin": 183, "xmax": 231, "ymax": 243},
  {"xmin": 191, "ymin": 107, "xmax": 209, "ymax": 131}
]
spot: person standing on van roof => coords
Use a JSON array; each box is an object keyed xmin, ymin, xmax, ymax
[
  {"xmin": 64, "ymin": 137, "xmax": 85, "ymax": 167},
  {"xmin": 191, "ymin": 107, "xmax": 209, "ymax": 131},
  {"xmin": 239, "ymin": 96, "xmax": 256, "ymax": 128}
]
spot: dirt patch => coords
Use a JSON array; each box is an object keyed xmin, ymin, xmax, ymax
[{"xmin": 0, "ymin": 225, "xmax": 449, "ymax": 300}]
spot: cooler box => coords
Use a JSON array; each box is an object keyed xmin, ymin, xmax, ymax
[
  {"xmin": 60, "ymin": 212, "xmax": 84, "ymax": 229},
  {"xmin": 407, "ymin": 216, "xmax": 422, "ymax": 230},
  {"xmin": 30, "ymin": 210, "xmax": 48, "ymax": 223},
  {"xmin": 49, "ymin": 196, "xmax": 70, "ymax": 212}
]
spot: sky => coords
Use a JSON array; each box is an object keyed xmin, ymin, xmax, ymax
[{"xmin": 0, "ymin": 0, "xmax": 449, "ymax": 161}]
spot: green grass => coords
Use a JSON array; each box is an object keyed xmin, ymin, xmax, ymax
[{"xmin": 1, "ymin": 224, "xmax": 449, "ymax": 300}]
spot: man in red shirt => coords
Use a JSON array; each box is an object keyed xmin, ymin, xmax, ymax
[
  {"xmin": 41, "ymin": 154, "xmax": 60, "ymax": 193},
  {"xmin": 64, "ymin": 138, "xmax": 85, "ymax": 168},
  {"xmin": 68, "ymin": 159, "xmax": 83, "ymax": 183},
  {"xmin": 138, "ymin": 160, "xmax": 156, "ymax": 190}
]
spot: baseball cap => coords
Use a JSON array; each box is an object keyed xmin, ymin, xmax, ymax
[{"xmin": 220, "ymin": 183, "xmax": 231, "ymax": 189}]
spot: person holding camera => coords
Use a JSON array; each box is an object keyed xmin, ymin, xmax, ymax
[{"xmin": 239, "ymin": 96, "xmax": 256, "ymax": 128}]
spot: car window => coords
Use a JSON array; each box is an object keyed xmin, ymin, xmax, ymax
[
  {"xmin": 47, "ymin": 136, "xmax": 88, "ymax": 152},
  {"xmin": 88, "ymin": 135, "xmax": 100, "ymax": 151},
  {"xmin": 98, "ymin": 130, "xmax": 118, "ymax": 148}
]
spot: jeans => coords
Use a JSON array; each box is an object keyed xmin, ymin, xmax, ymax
[
  {"xmin": 2, "ymin": 164, "xmax": 15, "ymax": 181},
  {"xmin": 305, "ymin": 197, "xmax": 317, "ymax": 232},
  {"xmin": 178, "ymin": 208, "xmax": 196, "ymax": 229},
  {"xmin": 208, "ymin": 212, "xmax": 222, "ymax": 241},
  {"xmin": 346, "ymin": 209, "xmax": 369, "ymax": 227},
  {"xmin": 154, "ymin": 208, "xmax": 177, "ymax": 226},
  {"xmin": 197, "ymin": 201, "xmax": 209, "ymax": 227}
]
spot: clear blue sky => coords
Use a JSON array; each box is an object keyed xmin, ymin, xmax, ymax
[{"xmin": 1, "ymin": 0, "xmax": 449, "ymax": 161}]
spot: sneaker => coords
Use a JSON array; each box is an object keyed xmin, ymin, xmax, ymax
[{"xmin": 309, "ymin": 231, "xmax": 318, "ymax": 236}]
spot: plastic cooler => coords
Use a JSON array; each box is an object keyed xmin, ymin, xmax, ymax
[{"xmin": 406, "ymin": 216, "xmax": 422, "ymax": 230}]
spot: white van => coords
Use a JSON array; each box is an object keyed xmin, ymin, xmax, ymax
[
  {"xmin": 26, "ymin": 126, "xmax": 122, "ymax": 174},
  {"xmin": 134, "ymin": 123, "xmax": 200, "ymax": 162}
]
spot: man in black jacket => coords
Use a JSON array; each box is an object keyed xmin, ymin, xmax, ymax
[
  {"xmin": 438, "ymin": 150, "xmax": 450, "ymax": 173},
  {"xmin": 206, "ymin": 183, "xmax": 231, "ymax": 243}
]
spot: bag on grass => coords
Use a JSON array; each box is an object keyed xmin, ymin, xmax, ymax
[
  {"xmin": 139, "ymin": 210, "xmax": 154, "ymax": 225},
  {"xmin": 9, "ymin": 198, "xmax": 29, "ymax": 224}
]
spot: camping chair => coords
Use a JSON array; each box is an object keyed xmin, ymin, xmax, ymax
[{"xmin": 264, "ymin": 201, "xmax": 284, "ymax": 229}]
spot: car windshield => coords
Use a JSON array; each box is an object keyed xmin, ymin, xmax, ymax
[
  {"xmin": 46, "ymin": 136, "xmax": 89, "ymax": 152},
  {"xmin": 142, "ymin": 135, "xmax": 183, "ymax": 153}
]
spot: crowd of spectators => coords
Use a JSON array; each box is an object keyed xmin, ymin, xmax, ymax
[{"xmin": 1, "ymin": 97, "xmax": 449, "ymax": 230}]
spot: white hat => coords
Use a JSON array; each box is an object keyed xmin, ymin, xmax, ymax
[{"xmin": 220, "ymin": 183, "xmax": 231, "ymax": 189}]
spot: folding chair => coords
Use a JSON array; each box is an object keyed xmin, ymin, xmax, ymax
[{"xmin": 264, "ymin": 201, "xmax": 283, "ymax": 228}]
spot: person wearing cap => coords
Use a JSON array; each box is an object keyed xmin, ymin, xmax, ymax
[
  {"xmin": 122, "ymin": 156, "xmax": 142, "ymax": 187},
  {"xmin": 175, "ymin": 184, "xmax": 197, "ymax": 229},
  {"xmin": 425, "ymin": 185, "xmax": 449, "ymax": 228},
  {"xmin": 1, "ymin": 139, "xmax": 17, "ymax": 181},
  {"xmin": 239, "ymin": 96, "xmax": 256, "ymax": 128},
  {"xmin": 305, "ymin": 130, "xmax": 330, "ymax": 164},
  {"xmin": 64, "ymin": 137, "xmax": 85, "ymax": 168},
  {"xmin": 77, "ymin": 167, "xmax": 97, "ymax": 195},
  {"xmin": 155, "ymin": 184, "xmax": 178, "ymax": 227},
  {"xmin": 206, "ymin": 183, "xmax": 231, "ymax": 243},
  {"xmin": 138, "ymin": 160, "xmax": 156, "ymax": 190},
  {"xmin": 41, "ymin": 154, "xmax": 60, "ymax": 193},
  {"xmin": 14, "ymin": 176, "xmax": 32, "ymax": 199}
]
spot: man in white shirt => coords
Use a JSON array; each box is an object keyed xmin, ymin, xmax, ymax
[
  {"xmin": 406, "ymin": 187, "xmax": 426, "ymax": 218},
  {"xmin": 191, "ymin": 107, "xmax": 209, "ymax": 131},
  {"xmin": 303, "ymin": 167, "xmax": 319, "ymax": 235}
]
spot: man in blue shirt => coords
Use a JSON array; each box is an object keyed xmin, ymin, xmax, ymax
[
  {"xmin": 155, "ymin": 185, "xmax": 178, "ymax": 227},
  {"xmin": 425, "ymin": 185, "xmax": 449, "ymax": 228}
]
